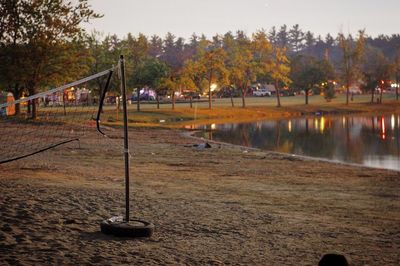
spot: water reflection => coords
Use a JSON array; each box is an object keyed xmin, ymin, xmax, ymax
[{"xmin": 193, "ymin": 114, "xmax": 400, "ymax": 171}]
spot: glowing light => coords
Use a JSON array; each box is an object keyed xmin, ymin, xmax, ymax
[
  {"xmin": 320, "ymin": 116, "xmax": 325, "ymax": 133},
  {"xmin": 381, "ymin": 116, "xmax": 386, "ymax": 140},
  {"xmin": 314, "ymin": 119, "xmax": 318, "ymax": 131},
  {"xmin": 391, "ymin": 114, "xmax": 395, "ymax": 130},
  {"xmin": 288, "ymin": 120, "xmax": 292, "ymax": 133},
  {"xmin": 211, "ymin": 123, "xmax": 216, "ymax": 130},
  {"xmin": 210, "ymin": 83, "xmax": 217, "ymax": 92},
  {"xmin": 342, "ymin": 117, "xmax": 346, "ymax": 127}
]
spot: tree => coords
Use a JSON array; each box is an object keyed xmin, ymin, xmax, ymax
[
  {"xmin": 338, "ymin": 30, "xmax": 365, "ymax": 105},
  {"xmin": 276, "ymin": 25, "xmax": 289, "ymax": 49},
  {"xmin": 323, "ymin": 81, "xmax": 336, "ymax": 102},
  {"xmin": 393, "ymin": 49, "xmax": 400, "ymax": 100},
  {"xmin": 289, "ymin": 24, "xmax": 304, "ymax": 53},
  {"xmin": 302, "ymin": 31, "xmax": 317, "ymax": 57},
  {"xmin": 125, "ymin": 33, "xmax": 149, "ymax": 111},
  {"xmin": 181, "ymin": 59, "xmax": 205, "ymax": 108},
  {"xmin": 198, "ymin": 48, "xmax": 229, "ymax": 109},
  {"xmin": 225, "ymin": 32, "xmax": 259, "ymax": 108},
  {"xmin": 86, "ymin": 32, "xmax": 120, "ymax": 97},
  {"xmin": 290, "ymin": 55, "xmax": 334, "ymax": 105},
  {"xmin": 270, "ymin": 47, "xmax": 291, "ymax": 107},
  {"xmin": 159, "ymin": 32, "xmax": 187, "ymax": 110},
  {"xmin": 0, "ymin": 0, "xmax": 26, "ymax": 114},
  {"xmin": 134, "ymin": 57, "xmax": 169, "ymax": 109},
  {"xmin": 268, "ymin": 26, "xmax": 277, "ymax": 45},
  {"xmin": 148, "ymin": 34, "xmax": 163, "ymax": 58},
  {"xmin": 362, "ymin": 46, "xmax": 392, "ymax": 103},
  {"xmin": 0, "ymin": 0, "xmax": 100, "ymax": 119}
]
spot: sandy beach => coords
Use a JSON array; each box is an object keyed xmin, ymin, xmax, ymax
[{"xmin": 1, "ymin": 126, "xmax": 399, "ymax": 265}]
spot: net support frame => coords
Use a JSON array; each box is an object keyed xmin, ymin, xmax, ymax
[{"xmin": 119, "ymin": 55, "xmax": 131, "ymax": 222}]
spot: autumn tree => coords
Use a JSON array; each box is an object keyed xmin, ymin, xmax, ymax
[
  {"xmin": 270, "ymin": 47, "xmax": 291, "ymax": 107},
  {"xmin": 181, "ymin": 59, "xmax": 205, "ymax": 108},
  {"xmin": 338, "ymin": 31, "xmax": 365, "ymax": 105},
  {"xmin": 198, "ymin": 47, "xmax": 229, "ymax": 109},
  {"xmin": 252, "ymin": 30, "xmax": 274, "ymax": 77},
  {"xmin": 226, "ymin": 34, "xmax": 255, "ymax": 108}
]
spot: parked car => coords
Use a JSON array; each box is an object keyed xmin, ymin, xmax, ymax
[
  {"xmin": 183, "ymin": 92, "xmax": 201, "ymax": 99},
  {"xmin": 131, "ymin": 94, "xmax": 155, "ymax": 101},
  {"xmin": 253, "ymin": 89, "xmax": 272, "ymax": 97}
]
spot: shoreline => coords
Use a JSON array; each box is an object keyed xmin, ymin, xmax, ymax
[
  {"xmin": 183, "ymin": 129, "xmax": 400, "ymax": 173},
  {"xmin": 1, "ymin": 104, "xmax": 400, "ymax": 264},
  {"xmin": 101, "ymin": 99, "xmax": 400, "ymax": 129}
]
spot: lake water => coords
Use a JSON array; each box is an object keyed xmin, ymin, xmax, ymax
[{"xmin": 192, "ymin": 114, "xmax": 400, "ymax": 171}]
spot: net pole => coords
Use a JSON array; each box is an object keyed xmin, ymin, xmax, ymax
[{"xmin": 120, "ymin": 55, "xmax": 130, "ymax": 222}]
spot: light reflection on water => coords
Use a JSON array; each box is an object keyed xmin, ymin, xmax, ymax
[{"xmin": 191, "ymin": 114, "xmax": 400, "ymax": 171}]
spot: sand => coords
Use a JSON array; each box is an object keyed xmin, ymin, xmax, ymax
[{"xmin": 0, "ymin": 127, "xmax": 399, "ymax": 265}]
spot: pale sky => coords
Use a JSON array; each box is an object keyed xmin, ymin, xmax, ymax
[{"xmin": 83, "ymin": 0, "xmax": 400, "ymax": 39}]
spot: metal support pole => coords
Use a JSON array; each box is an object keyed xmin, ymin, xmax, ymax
[{"xmin": 120, "ymin": 55, "xmax": 130, "ymax": 222}]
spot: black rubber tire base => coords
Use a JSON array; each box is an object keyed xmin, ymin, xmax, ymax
[{"xmin": 100, "ymin": 217, "xmax": 154, "ymax": 238}]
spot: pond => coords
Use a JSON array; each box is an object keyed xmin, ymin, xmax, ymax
[{"xmin": 191, "ymin": 114, "xmax": 400, "ymax": 171}]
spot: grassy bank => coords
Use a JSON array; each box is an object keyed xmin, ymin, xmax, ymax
[{"xmin": 102, "ymin": 94, "xmax": 400, "ymax": 128}]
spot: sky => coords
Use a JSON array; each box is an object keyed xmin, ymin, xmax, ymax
[{"xmin": 83, "ymin": 0, "xmax": 400, "ymax": 40}]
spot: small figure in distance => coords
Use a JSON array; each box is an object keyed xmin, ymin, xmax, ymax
[{"xmin": 318, "ymin": 253, "xmax": 349, "ymax": 266}]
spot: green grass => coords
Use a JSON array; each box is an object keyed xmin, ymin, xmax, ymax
[
  {"xmin": 97, "ymin": 94, "xmax": 400, "ymax": 128},
  {"xmin": 24, "ymin": 93, "xmax": 398, "ymax": 128}
]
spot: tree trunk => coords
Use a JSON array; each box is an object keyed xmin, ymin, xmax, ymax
[
  {"xmin": 172, "ymin": 92, "xmax": 175, "ymax": 110},
  {"xmin": 241, "ymin": 88, "xmax": 246, "ymax": 108},
  {"xmin": 63, "ymin": 92, "xmax": 67, "ymax": 116},
  {"xmin": 380, "ymin": 84, "xmax": 384, "ymax": 104},
  {"xmin": 31, "ymin": 98, "xmax": 37, "ymax": 119},
  {"xmin": 371, "ymin": 86, "xmax": 375, "ymax": 103},
  {"xmin": 275, "ymin": 80, "xmax": 281, "ymax": 107},
  {"xmin": 396, "ymin": 77, "xmax": 399, "ymax": 100},
  {"xmin": 189, "ymin": 97, "xmax": 193, "ymax": 108},
  {"xmin": 208, "ymin": 70, "xmax": 213, "ymax": 110},
  {"xmin": 208, "ymin": 84, "xmax": 212, "ymax": 109},
  {"xmin": 345, "ymin": 82, "xmax": 350, "ymax": 105},
  {"xmin": 27, "ymin": 100, "xmax": 31, "ymax": 114},
  {"xmin": 156, "ymin": 95, "xmax": 160, "ymax": 109},
  {"xmin": 305, "ymin": 88, "xmax": 309, "ymax": 105},
  {"xmin": 230, "ymin": 89, "xmax": 234, "ymax": 107},
  {"xmin": 136, "ymin": 89, "xmax": 141, "ymax": 112},
  {"xmin": 12, "ymin": 84, "xmax": 21, "ymax": 115},
  {"xmin": 27, "ymin": 87, "xmax": 38, "ymax": 119}
]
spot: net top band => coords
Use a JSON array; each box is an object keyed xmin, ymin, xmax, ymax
[{"xmin": 0, "ymin": 67, "xmax": 116, "ymax": 109}]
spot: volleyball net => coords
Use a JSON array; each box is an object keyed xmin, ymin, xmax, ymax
[{"xmin": 0, "ymin": 67, "xmax": 116, "ymax": 164}]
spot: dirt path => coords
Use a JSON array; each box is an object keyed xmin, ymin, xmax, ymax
[{"xmin": 1, "ymin": 128, "xmax": 399, "ymax": 265}]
